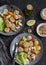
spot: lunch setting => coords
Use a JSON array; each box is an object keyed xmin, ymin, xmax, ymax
[{"xmin": 0, "ymin": 0, "xmax": 46, "ymax": 65}]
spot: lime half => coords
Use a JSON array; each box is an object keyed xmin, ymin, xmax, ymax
[{"xmin": 27, "ymin": 20, "xmax": 36, "ymax": 26}]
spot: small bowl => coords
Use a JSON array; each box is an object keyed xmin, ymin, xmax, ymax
[
  {"xmin": 40, "ymin": 8, "xmax": 46, "ymax": 20},
  {"xmin": 36, "ymin": 23, "xmax": 46, "ymax": 37}
]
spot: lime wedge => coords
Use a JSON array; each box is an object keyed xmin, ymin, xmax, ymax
[{"xmin": 27, "ymin": 20, "xmax": 36, "ymax": 26}]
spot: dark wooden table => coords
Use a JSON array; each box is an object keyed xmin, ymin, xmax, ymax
[{"xmin": 0, "ymin": 0, "xmax": 46, "ymax": 65}]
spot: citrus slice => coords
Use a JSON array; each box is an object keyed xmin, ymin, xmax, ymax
[{"xmin": 27, "ymin": 20, "xmax": 36, "ymax": 26}]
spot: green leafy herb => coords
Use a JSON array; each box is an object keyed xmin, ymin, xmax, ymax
[
  {"xmin": 22, "ymin": 36, "xmax": 28, "ymax": 42},
  {"xmin": 16, "ymin": 52, "xmax": 29, "ymax": 64},
  {"xmin": 0, "ymin": 17, "xmax": 4, "ymax": 31}
]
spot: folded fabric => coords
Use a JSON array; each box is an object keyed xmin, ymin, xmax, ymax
[{"xmin": 0, "ymin": 38, "xmax": 10, "ymax": 65}]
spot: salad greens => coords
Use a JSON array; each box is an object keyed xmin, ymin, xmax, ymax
[
  {"xmin": 22, "ymin": 36, "xmax": 28, "ymax": 42},
  {"xmin": 16, "ymin": 52, "xmax": 29, "ymax": 64},
  {"xmin": 0, "ymin": 17, "xmax": 4, "ymax": 31}
]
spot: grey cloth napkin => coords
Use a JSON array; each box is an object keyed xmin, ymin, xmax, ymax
[{"xmin": 0, "ymin": 38, "xmax": 10, "ymax": 65}]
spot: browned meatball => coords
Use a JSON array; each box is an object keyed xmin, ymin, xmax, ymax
[
  {"xmin": 24, "ymin": 48, "xmax": 29, "ymax": 53},
  {"xmin": 5, "ymin": 20, "xmax": 12, "ymax": 28},
  {"xmin": 23, "ymin": 42, "xmax": 30, "ymax": 48},
  {"xmin": 17, "ymin": 47, "xmax": 23, "ymax": 53},
  {"xmin": 10, "ymin": 17, "xmax": 15, "ymax": 22},
  {"xmin": 4, "ymin": 27, "xmax": 10, "ymax": 32},
  {"xmin": 19, "ymin": 41, "xmax": 24, "ymax": 46}
]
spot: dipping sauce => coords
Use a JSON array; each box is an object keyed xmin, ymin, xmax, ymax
[
  {"xmin": 27, "ymin": 4, "xmax": 33, "ymax": 10},
  {"xmin": 38, "ymin": 25, "xmax": 46, "ymax": 36}
]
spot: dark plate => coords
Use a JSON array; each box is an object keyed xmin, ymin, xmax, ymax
[
  {"xmin": 10, "ymin": 33, "xmax": 43, "ymax": 65},
  {"xmin": 0, "ymin": 5, "xmax": 25, "ymax": 36}
]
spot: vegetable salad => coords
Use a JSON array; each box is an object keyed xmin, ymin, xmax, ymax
[
  {"xmin": 0, "ymin": 8, "xmax": 23, "ymax": 32},
  {"xmin": 15, "ymin": 35, "xmax": 41, "ymax": 65}
]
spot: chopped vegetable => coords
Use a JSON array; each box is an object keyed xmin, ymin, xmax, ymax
[
  {"xmin": 16, "ymin": 52, "xmax": 29, "ymax": 64},
  {"xmin": 22, "ymin": 36, "xmax": 28, "ymax": 42},
  {"xmin": 31, "ymin": 49, "xmax": 36, "ymax": 54},
  {"xmin": 16, "ymin": 55, "xmax": 23, "ymax": 64},
  {"xmin": 31, "ymin": 54, "xmax": 37, "ymax": 60},
  {"xmin": 3, "ymin": 9, "xmax": 8, "ymax": 15},
  {"xmin": 8, "ymin": 11, "xmax": 19, "ymax": 19},
  {"xmin": 27, "ymin": 56, "xmax": 32, "ymax": 61},
  {"xmin": 18, "ymin": 22, "xmax": 22, "ymax": 26},
  {"xmin": 34, "ymin": 40, "xmax": 40, "ymax": 54},
  {"xmin": 0, "ymin": 17, "xmax": 4, "ymax": 31},
  {"xmin": 0, "ymin": 17, "xmax": 4, "ymax": 25},
  {"xmin": 6, "ymin": 15, "xmax": 11, "ymax": 19},
  {"xmin": 14, "ymin": 10, "xmax": 19, "ymax": 15},
  {"xmin": 0, "ymin": 23, "xmax": 4, "ymax": 31},
  {"xmin": 16, "ymin": 19, "xmax": 22, "ymax": 26}
]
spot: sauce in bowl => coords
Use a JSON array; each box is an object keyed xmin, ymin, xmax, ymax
[{"xmin": 37, "ymin": 23, "xmax": 46, "ymax": 37}]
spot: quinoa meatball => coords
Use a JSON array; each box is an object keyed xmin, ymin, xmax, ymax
[
  {"xmin": 17, "ymin": 47, "xmax": 23, "ymax": 53},
  {"xmin": 19, "ymin": 41, "xmax": 24, "ymax": 46},
  {"xmin": 4, "ymin": 27, "xmax": 10, "ymax": 32},
  {"xmin": 5, "ymin": 20, "xmax": 12, "ymax": 28},
  {"xmin": 24, "ymin": 48, "xmax": 29, "ymax": 53},
  {"xmin": 11, "ymin": 23, "xmax": 16, "ymax": 29},
  {"xmin": 23, "ymin": 42, "xmax": 29, "ymax": 48},
  {"xmin": 10, "ymin": 17, "xmax": 15, "ymax": 22}
]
